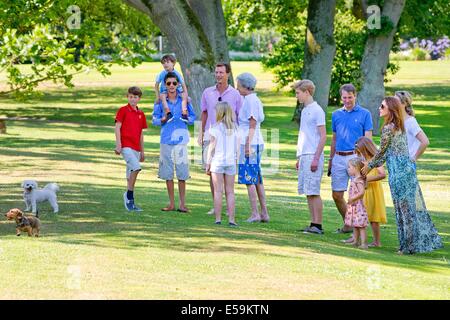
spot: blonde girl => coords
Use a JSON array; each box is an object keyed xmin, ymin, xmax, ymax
[
  {"xmin": 395, "ymin": 91, "xmax": 429, "ymax": 169},
  {"xmin": 344, "ymin": 158, "xmax": 369, "ymax": 249},
  {"xmin": 205, "ymin": 102, "xmax": 239, "ymax": 226},
  {"xmin": 355, "ymin": 137, "xmax": 387, "ymax": 247}
]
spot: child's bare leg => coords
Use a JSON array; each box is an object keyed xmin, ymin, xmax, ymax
[
  {"xmin": 160, "ymin": 93, "xmax": 170, "ymax": 115},
  {"xmin": 212, "ymin": 173, "xmax": 224, "ymax": 223},
  {"xmin": 224, "ymin": 174, "xmax": 236, "ymax": 224},
  {"xmin": 181, "ymin": 91, "xmax": 188, "ymax": 115},
  {"xmin": 370, "ymin": 222, "xmax": 381, "ymax": 246},
  {"xmin": 359, "ymin": 227, "xmax": 368, "ymax": 249},
  {"xmin": 353, "ymin": 228, "xmax": 360, "ymax": 247},
  {"xmin": 343, "ymin": 230, "xmax": 355, "ymax": 244}
]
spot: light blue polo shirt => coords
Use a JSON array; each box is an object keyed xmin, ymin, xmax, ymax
[
  {"xmin": 152, "ymin": 95, "xmax": 196, "ymax": 145},
  {"xmin": 331, "ymin": 104, "xmax": 373, "ymax": 151}
]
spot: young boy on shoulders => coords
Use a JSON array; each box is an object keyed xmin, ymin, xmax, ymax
[{"xmin": 155, "ymin": 54, "xmax": 189, "ymax": 123}]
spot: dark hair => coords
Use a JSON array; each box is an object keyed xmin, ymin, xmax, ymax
[
  {"xmin": 216, "ymin": 62, "xmax": 231, "ymax": 74},
  {"xmin": 128, "ymin": 86, "xmax": 142, "ymax": 97},
  {"xmin": 339, "ymin": 83, "xmax": 357, "ymax": 96},
  {"xmin": 161, "ymin": 54, "xmax": 176, "ymax": 64},
  {"xmin": 164, "ymin": 71, "xmax": 180, "ymax": 83}
]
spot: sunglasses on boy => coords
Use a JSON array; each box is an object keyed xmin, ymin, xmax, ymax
[{"xmin": 166, "ymin": 81, "xmax": 178, "ymax": 86}]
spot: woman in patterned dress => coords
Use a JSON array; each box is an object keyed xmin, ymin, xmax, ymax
[{"xmin": 362, "ymin": 97, "xmax": 443, "ymax": 254}]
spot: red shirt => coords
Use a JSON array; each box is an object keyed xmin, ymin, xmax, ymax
[{"xmin": 115, "ymin": 104, "xmax": 148, "ymax": 151}]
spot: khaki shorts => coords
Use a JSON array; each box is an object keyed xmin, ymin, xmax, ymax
[
  {"xmin": 122, "ymin": 147, "xmax": 141, "ymax": 179},
  {"xmin": 298, "ymin": 154, "xmax": 324, "ymax": 196},
  {"xmin": 158, "ymin": 144, "xmax": 190, "ymax": 181}
]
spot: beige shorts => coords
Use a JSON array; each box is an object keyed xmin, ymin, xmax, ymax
[{"xmin": 298, "ymin": 154, "xmax": 324, "ymax": 196}]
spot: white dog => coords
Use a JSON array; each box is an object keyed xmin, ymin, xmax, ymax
[{"xmin": 22, "ymin": 180, "xmax": 59, "ymax": 215}]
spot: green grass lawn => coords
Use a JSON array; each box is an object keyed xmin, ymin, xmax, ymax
[{"xmin": 0, "ymin": 61, "xmax": 449, "ymax": 299}]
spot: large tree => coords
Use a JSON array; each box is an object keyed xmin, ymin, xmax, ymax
[
  {"xmin": 0, "ymin": 0, "xmax": 157, "ymax": 98},
  {"xmin": 301, "ymin": 0, "xmax": 337, "ymax": 112},
  {"xmin": 357, "ymin": 0, "xmax": 406, "ymax": 134},
  {"xmin": 123, "ymin": 0, "xmax": 231, "ymax": 114}
]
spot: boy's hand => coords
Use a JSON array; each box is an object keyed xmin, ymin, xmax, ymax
[
  {"xmin": 205, "ymin": 164, "xmax": 211, "ymax": 176},
  {"xmin": 140, "ymin": 152, "xmax": 145, "ymax": 162},
  {"xmin": 115, "ymin": 146, "xmax": 122, "ymax": 155},
  {"xmin": 296, "ymin": 160, "xmax": 299, "ymax": 171},
  {"xmin": 311, "ymin": 157, "xmax": 319, "ymax": 172}
]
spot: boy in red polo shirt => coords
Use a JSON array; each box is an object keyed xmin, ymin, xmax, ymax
[{"xmin": 115, "ymin": 86, "xmax": 148, "ymax": 211}]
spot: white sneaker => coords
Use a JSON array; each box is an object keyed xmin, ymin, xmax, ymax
[{"xmin": 206, "ymin": 208, "xmax": 215, "ymax": 215}]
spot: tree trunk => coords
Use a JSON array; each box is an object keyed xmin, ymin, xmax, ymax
[
  {"xmin": 358, "ymin": 0, "xmax": 405, "ymax": 135},
  {"xmin": 293, "ymin": 0, "xmax": 337, "ymax": 123},
  {"xmin": 123, "ymin": 0, "xmax": 231, "ymax": 115}
]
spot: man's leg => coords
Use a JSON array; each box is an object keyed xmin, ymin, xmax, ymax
[
  {"xmin": 178, "ymin": 180, "xmax": 187, "ymax": 211},
  {"xmin": 331, "ymin": 154, "xmax": 352, "ymax": 232},
  {"xmin": 165, "ymin": 180, "xmax": 175, "ymax": 210},
  {"xmin": 332, "ymin": 191, "xmax": 347, "ymax": 221}
]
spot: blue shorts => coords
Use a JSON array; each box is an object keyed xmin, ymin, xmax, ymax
[{"xmin": 238, "ymin": 145, "xmax": 263, "ymax": 185}]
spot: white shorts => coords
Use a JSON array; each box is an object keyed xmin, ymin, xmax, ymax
[
  {"xmin": 331, "ymin": 153, "xmax": 357, "ymax": 192},
  {"xmin": 210, "ymin": 164, "xmax": 236, "ymax": 176},
  {"xmin": 298, "ymin": 154, "xmax": 324, "ymax": 196},
  {"xmin": 122, "ymin": 147, "xmax": 141, "ymax": 179}
]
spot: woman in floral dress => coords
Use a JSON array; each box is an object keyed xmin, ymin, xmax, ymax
[{"xmin": 362, "ymin": 97, "xmax": 442, "ymax": 254}]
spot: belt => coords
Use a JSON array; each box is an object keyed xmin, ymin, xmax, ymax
[{"xmin": 335, "ymin": 150, "xmax": 356, "ymax": 156}]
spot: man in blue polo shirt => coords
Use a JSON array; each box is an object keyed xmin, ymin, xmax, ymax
[
  {"xmin": 328, "ymin": 83, "xmax": 373, "ymax": 233},
  {"xmin": 153, "ymin": 72, "xmax": 196, "ymax": 213}
]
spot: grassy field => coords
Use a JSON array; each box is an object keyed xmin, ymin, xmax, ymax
[{"xmin": 0, "ymin": 61, "xmax": 449, "ymax": 299}]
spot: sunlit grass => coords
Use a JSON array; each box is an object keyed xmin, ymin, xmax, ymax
[{"xmin": 0, "ymin": 61, "xmax": 449, "ymax": 299}]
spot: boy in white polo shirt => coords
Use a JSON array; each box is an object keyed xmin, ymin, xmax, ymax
[{"xmin": 293, "ymin": 80, "xmax": 327, "ymax": 234}]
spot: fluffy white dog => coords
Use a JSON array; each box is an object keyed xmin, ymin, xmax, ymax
[{"xmin": 22, "ymin": 180, "xmax": 59, "ymax": 215}]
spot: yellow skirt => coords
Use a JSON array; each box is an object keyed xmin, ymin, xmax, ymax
[{"xmin": 363, "ymin": 169, "xmax": 387, "ymax": 224}]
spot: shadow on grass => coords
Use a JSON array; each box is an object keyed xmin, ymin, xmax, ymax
[{"xmin": 0, "ymin": 181, "xmax": 448, "ymax": 273}]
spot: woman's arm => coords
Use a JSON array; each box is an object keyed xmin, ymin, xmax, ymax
[
  {"xmin": 366, "ymin": 166, "xmax": 386, "ymax": 182},
  {"xmin": 246, "ymin": 117, "xmax": 257, "ymax": 156},
  {"xmin": 368, "ymin": 125, "xmax": 393, "ymax": 170},
  {"xmin": 412, "ymin": 130, "xmax": 429, "ymax": 161}
]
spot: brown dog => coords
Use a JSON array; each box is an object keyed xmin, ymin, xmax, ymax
[{"xmin": 5, "ymin": 208, "xmax": 41, "ymax": 237}]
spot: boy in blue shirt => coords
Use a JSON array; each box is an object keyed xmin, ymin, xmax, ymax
[{"xmin": 154, "ymin": 54, "xmax": 189, "ymax": 123}]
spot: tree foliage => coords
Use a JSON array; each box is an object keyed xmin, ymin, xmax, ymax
[{"xmin": 0, "ymin": 0, "xmax": 158, "ymax": 97}]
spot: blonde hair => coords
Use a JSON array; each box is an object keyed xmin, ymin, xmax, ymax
[
  {"xmin": 395, "ymin": 91, "xmax": 414, "ymax": 116},
  {"xmin": 292, "ymin": 79, "xmax": 316, "ymax": 96},
  {"xmin": 355, "ymin": 136, "xmax": 378, "ymax": 160},
  {"xmin": 215, "ymin": 102, "xmax": 235, "ymax": 134},
  {"xmin": 348, "ymin": 157, "xmax": 366, "ymax": 182}
]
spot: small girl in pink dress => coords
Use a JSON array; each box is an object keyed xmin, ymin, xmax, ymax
[{"xmin": 344, "ymin": 158, "xmax": 369, "ymax": 249}]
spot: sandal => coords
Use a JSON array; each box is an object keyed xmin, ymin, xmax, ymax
[
  {"xmin": 177, "ymin": 208, "xmax": 189, "ymax": 213},
  {"xmin": 161, "ymin": 207, "xmax": 175, "ymax": 212},
  {"xmin": 335, "ymin": 227, "xmax": 353, "ymax": 234}
]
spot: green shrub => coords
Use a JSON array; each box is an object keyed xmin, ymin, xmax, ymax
[{"xmin": 411, "ymin": 47, "xmax": 428, "ymax": 60}]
